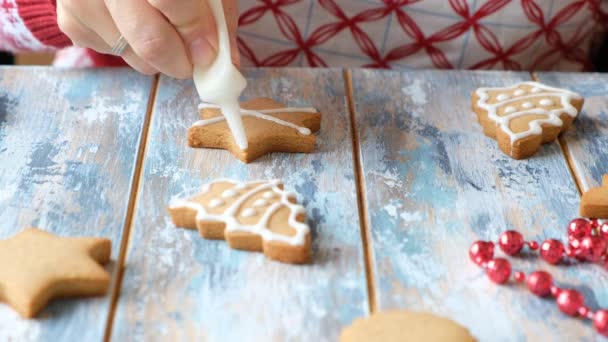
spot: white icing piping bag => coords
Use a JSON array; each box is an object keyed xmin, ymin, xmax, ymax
[{"xmin": 192, "ymin": 0, "xmax": 248, "ymax": 150}]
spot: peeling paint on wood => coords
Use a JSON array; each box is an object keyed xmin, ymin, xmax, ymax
[
  {"xmin": 0, "ymin": 67, "xmax": 153, "ymax": 341},
  {"xmin": 111, "ymin": 68, "xmax": 368, "ymax": 341},
  {"xmin": 351, "ymin": 69, "xmax": 604, "ymax": 341}
]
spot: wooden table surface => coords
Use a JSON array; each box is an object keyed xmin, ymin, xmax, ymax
[{"xmin": 0, "ymin": 66, "xmax": 606, "ymax": 341}]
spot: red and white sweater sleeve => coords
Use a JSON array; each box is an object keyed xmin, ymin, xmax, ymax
[{"xmin": 0, "ymin": 0, "xmax": 124, "ymax": 66}]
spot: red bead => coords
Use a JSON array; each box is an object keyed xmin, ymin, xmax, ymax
[
  {"xmin": 498, "ymin": 230, "xmax": 525, "ymax": 255},
  {"xmin": 469, "ymin": 241, "xmax": 495, "ymax": 266},
  {"xmin": 599, "ymin": 222, "xmax": 608, "ymax": 241},
  {"xmin": 527, "ymin": 271, "xmax": 553, "ymax": 297},
  {"xmin": 540, "ymin": 239, "xmax": 565, "ymax": 264},
  {"xmin": 580, "ymin": 236, "xmax": 607, "ymax": 262},
  {"xmin": 528, "ymin": 241, "xmax": 539, "ymax": 250},
  {"xmin": 514, "ymin": 271, "xmax": 525, "ymax": 282},
  {"xmin": 556, "ymin": 289, "xmax": 585, "ymax": 316},
  {"xmin": 550, "ymin": 286, "xmax": 561, "ymax": 297},
  {"xmin": 589, "ymin": 219, "xmax": 600, "ymax": 229},
  {"xmin": 568, "ymin": 239, "xmax": 586, "ymax": 261},
  {"xmin": 579, "ymin": 306, "xmax": 590, "ymax": 317},
  {"xmin": 594, "ymin": 310, "xmax": 608, "ymax": 336},
  {"xmin": 485, "ymin": 258, "xmax": 512, "ymax": 284},
  {"xmin": 568, "ymin": 218, "xmax": 592, "ymax": 241}
]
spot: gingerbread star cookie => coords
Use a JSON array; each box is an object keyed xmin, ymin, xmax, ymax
[
  {"xmin": 472, "ymin": 81, "xmax": 583, "ymax": 159},
  {"xmin": 168, "ymin": 179, "xmax": 311, "ymax": 263},
  {"xmin": 0, "ymin": 228, "xmax": 111, "ymax": 318},
  {"xmin": 188, "ymin": 97, "xmax": 321, "ymax": 163},
  {"xmin": 580, "ymin": 174, "xmax": 608, "ymax": 219},
  {"xmin": 340, "ymin": 311, "xmax": 476, "ymax": 342}
]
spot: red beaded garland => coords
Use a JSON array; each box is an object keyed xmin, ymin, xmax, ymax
[
  {"xmin": 568, "ymin": 218, "xmax": 593, "ymax": 241},
  {"xmin": 594, "ymin": 310, "xmax": 608, "ymax": 336},
  {"xmin": 469, "ymin": 241, "xmax": 495, "ymax": 266},
  {"xmin": 498, "ymin": 230, "xmax": 525, "ymax": 255},
  {"xmin": 556, "ymin": 289, "xmax": 585, "ymax": 316},
  {"xmin": 485, "ymin": 258, "xmax": 511, "ymax": 284},
  {"xmin": 470, "ymin": 218, "xmax": 608, "ymax": 336},
  {"xmin": 526, "ymin": 271, "xmax": 553, "ymax": 297},
  {"xmin": 580, "ymin": 236, "xmax": 607, "ymax": 262},
  {"xmin": 540, "ymin": 239, "xmax": 564, "ymax": 265}
]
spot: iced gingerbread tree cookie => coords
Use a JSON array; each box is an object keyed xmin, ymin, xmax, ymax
[
  {"xmin": 188, "ymin": 97, "xmax": 321, "ymax": 163},
  {"xmin": 168, "ymin": 179, "xmax": 311, "ymax": 264},
  {"xmin": 472, "ymin": 81, "xmax": 583, "ymax": 159}
]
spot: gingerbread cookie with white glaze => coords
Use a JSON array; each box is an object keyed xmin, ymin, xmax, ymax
[
  {"xmin": 340, "ymin": 311, "xmax": 476, "ymax": 342},
  {"xmin": 472, "ymin": 81, "xmax": 583, "ymax": 159},
  {"xmin": 188, "ymin": 97, "xmax": 321, "ymax": 163},
  {"xmin": 168, "ymin": 179, "xmax": 311, "ymax": 264}
]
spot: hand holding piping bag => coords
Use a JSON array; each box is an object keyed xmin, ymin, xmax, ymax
[{"xmin": 193, "ymin": 0, "xmax": 249, "ymax": 151}]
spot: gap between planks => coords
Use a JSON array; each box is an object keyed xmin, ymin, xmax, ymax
[
  {"xmin": 103, "ymin": 74, "xmax": 160, "ymax": 342},
  {"xmin": 343, "ymin": 69, "xmax": 377, "ymax": 314},
  {"xmin": 531, "ymin": 72, "xmax": 583, "ymax": 196}
]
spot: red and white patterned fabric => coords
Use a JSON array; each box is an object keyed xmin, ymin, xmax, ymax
[{"xmin": 1, "ymin": 0, "xmax": 607, "ymax": 71}]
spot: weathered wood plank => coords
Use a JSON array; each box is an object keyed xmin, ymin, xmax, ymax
[
  {"xmin": 536, "ymin": 72, "xmax": 608, "ymax": 192},
  {"xmin": 111, "ymin": 68, "xmax": 369, "ymax": 341},
  {"xmin": 351, "ymin": 69, "xmax": 605, "ymax": 341},
  {"xmin": 0, "ymin": 67, "xmax": 154, "ymax": 341}
]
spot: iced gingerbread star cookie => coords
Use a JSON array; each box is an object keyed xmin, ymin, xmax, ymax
[
  {"xmin": 0, "ymin": 228, "xmax": 111, "ymax": 318},
  {"xmin": 188, "ymin": 97, "xmax": 322, "ymax": 163},
  {"xmin": 580, "ymin": 174, "xmax": 608, "ymax": 219},
  {"xmin": 340, "ymin": 311, "xmax": 475, "ymax": 342},
  {"xmin": 168, "ymin": 179, "xmax": 311, "ymax": 264},
  {"xmin": 472, "ymin": 81, "xmax": 583, "ymax": 159}
]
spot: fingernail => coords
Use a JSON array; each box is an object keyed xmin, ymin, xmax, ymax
[{"xmin": 190, "ymin": 38, "xmax": 216, "ymax": 67}]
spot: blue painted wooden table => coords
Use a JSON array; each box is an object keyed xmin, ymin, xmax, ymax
[{"xmin": 0, "ymin": 66, "xmax": 606, "ymax": 341}]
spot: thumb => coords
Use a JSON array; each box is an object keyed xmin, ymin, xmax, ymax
[{"xmin": 148, "ymin": 0, "xmax": 219, "ymax": 67}]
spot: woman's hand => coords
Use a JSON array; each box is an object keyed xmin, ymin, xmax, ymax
[{"xmin": 57, "ymin": 0, "xmax": 239, "ymax": 79}]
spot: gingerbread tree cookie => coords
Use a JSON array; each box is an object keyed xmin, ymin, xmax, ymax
[
  {"xmin": 472, "ymin": 81, "xmax": 583, "ymax": 159},
  {"xmin": 168, "ymin": 179, "xmax": 311, "ymax": 264},
  {"xmin": 0, "ymin": 228, "xmax": 111, "ymax": 318},
  {"xmin": 188, "ymin": 97, "xmax": 321, "ymax": 163},
  {"xmin": 580, "ymin": 174, "xmax": 608, "ymax": 219}
]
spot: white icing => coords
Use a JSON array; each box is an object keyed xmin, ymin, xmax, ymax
[
  {"xmin": 241, "ymin": 208, "xmax": 257, "ymax": 217},
  {"xmin": 253, "ymin": 199, "xmax": 268, "ymax": 207},
  {"xmin": 263, "ymin": 191, "xmax": 276, "ymax": 199},
  {"xmin": 474, "ymin": 81, "xmax": 582, "ymax": 150},
  {"xmin": 192, "ymin": 0, "xmax": 248, "ymax": 150},
  {"xmin": 194, "ymin": 103, "xmax": 317, "ymax": 136},
  {"xmin": 539, "ymin": 99, "xmax": 553, "ymax": 106},
  {"xmin": 209, "ymin": 198, "xmax": 224, "ymax": 208},
  {"xmin": 521, "ymin": 102, "xmax": 534, "ymax": 109},
  {"xmin": 169, "ymin": 179, "xmax": 309, "ymax": 246},
  {"xmin": 496, "ymin": 93, "xmax": 510, "ymax": 101},
  {"xmin": 504, "ymin": 106, "xmax": 516, "ymax": 114},
  {"xmin": 513, "ymin": 89, "xmax": 525, "ymax": 96},
  {"xmin": 222, "ymin": 189, "xmax": 238, "ymax": 198}
]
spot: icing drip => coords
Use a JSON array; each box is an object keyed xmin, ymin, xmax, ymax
[
  {"xmin": 253, "ymin": 199, "xmax": 268, "ymax": 207},
  {"xmin": 169, "ymin": 179, "xmax": 309, "ymax": 246},
  {"xmin": 241, "ymin": 208, "xmax": 257, "ymax": 217},
  {"xmin": 263, "ymin": 191, "xmax": 276, "ymax": 199},
  {"xmin": 496, "ymin": 94, "xmax": 510, "ymax": 101},
  {"xmin": 539, "ymin": 99, "xmax": 553, "ymax": 106},
  {"xmin": 504, "ymin": 106, "xmax": 516, "ymax": 114},
  {"xmin": 194, "ymin": 103, "xmax": 317, "ymax": 135},
  {"xmin": 522, "ymin": 102, "xmax": 534, "ymax": 109},
  {"xmin": 209, "ymin": 198, "xmax": 224, "ymax": 208},
  {"xmin": 222, "ymin": 189, "xmax": 238, "ymax": 198},
  {"xmin": 474, "ymin": 81, "xmax": 582, "ymax": 147},
  {"xmin": 513, "ymin": 89, "xmax": 525, "ymax": 96}
]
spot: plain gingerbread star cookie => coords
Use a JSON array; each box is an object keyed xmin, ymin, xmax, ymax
[
  {"xmin": 168, "ymin": 179, "xmax": 311, "ymax": 264},
  {"xmin": 0, "ymin": 228, "xmax": 111, "ymax": 318},
  {"xmin": 340, "ymin": 311, "xmax": 476, "ymax": 342},
  {"xmin": 188, "ymin": 97, "xmax": 321, "ymax": 163},
  {"xmin": 580, "ymin": 174, "xmax": 608, "ymax": 219},
  {"xmin": 472, "ymin": 81, "xmax": 583, "ymax": 159}
]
